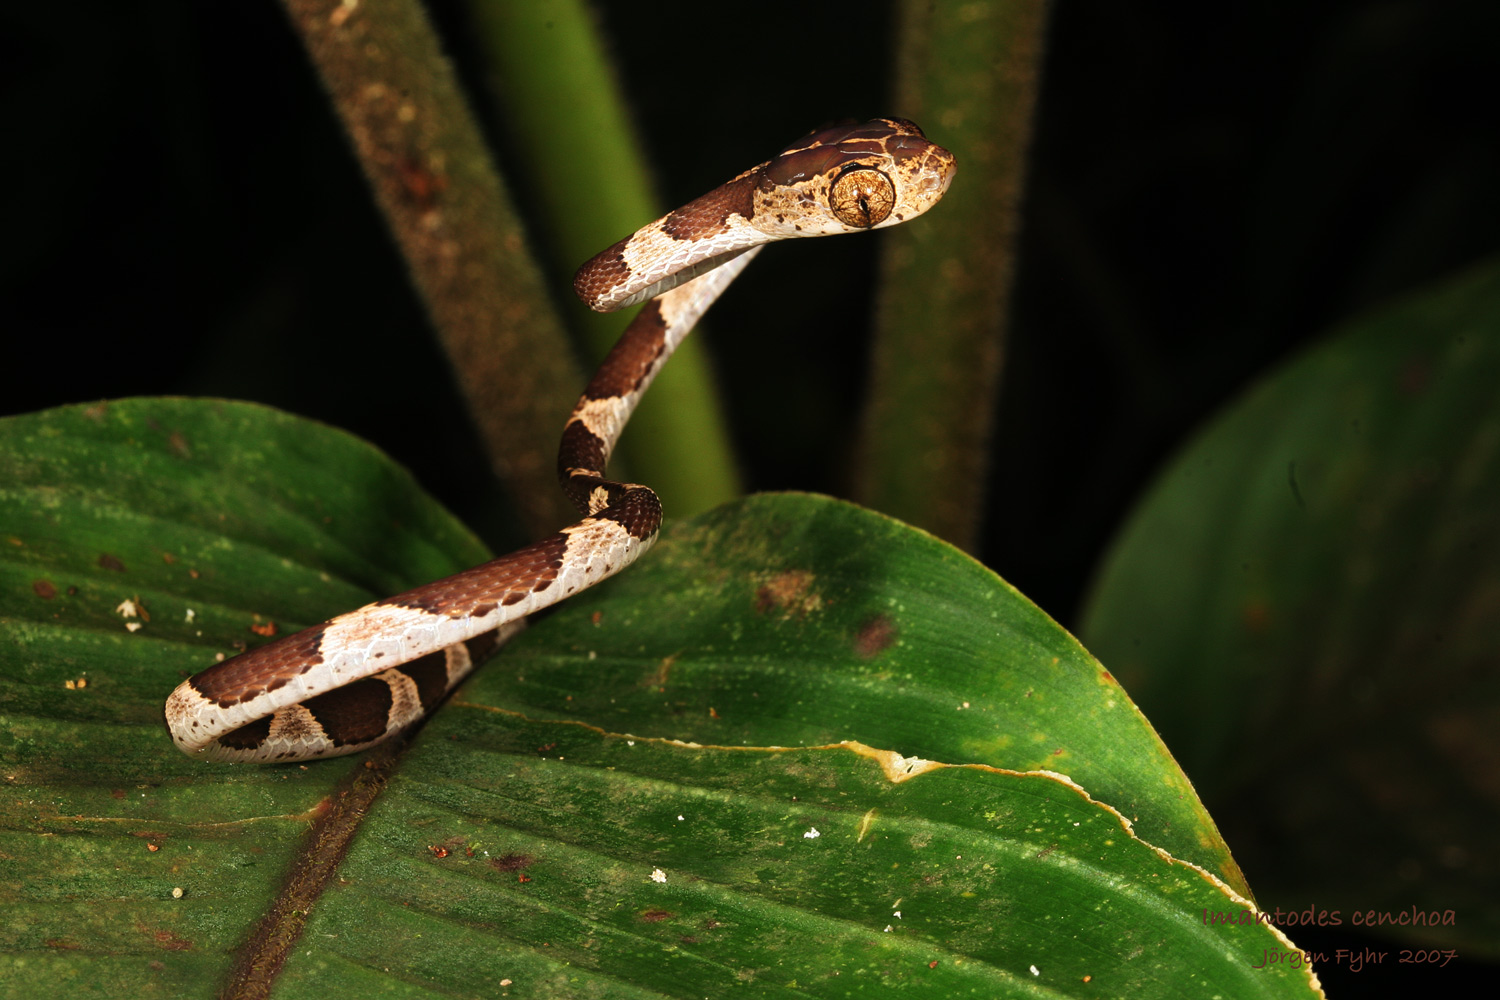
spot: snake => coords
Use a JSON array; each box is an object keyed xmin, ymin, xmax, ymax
[{"xmin": 164, "ymin": 118, "xmax": 956, "ymax": 762}]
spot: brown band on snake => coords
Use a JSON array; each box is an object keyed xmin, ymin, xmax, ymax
[
  {"xmin": 558, "ymin": 421, "xmax": 608, "ymax": 481},
  {"xmin": 301, "ymin": 678, "xmax": 394, "ymax": 747},
  {"xmin": 581, "ymin": 301, "xmax": 670, "ymax": 401},
  {"xmin": 660, "ymin": 169, "xmax": 760, "ymax": 240},
  {"xmin": 185, "ymin": 624, "xmax": 330, "ymax": 708},
  {"xmin": 591, "ymin": 488, "xmax": 663, "ymax": 540},
  {"xmin": 165, "ymin": 118, "xmax": 954, "ymax": 761},
  {"xmin": 398, "ymin": 650, "xmax": 453, "ymax": 711},
  {"xmin": 573, "ymin": 243, "xmax": 633, "ymax": 307},
  {"xmin": 216, "ymin": 714, "xmax": 273, "ymax": 751}
]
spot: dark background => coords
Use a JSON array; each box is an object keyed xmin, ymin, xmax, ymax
[{"xmin": 4, "ymin": 2, "xmax": 1495, "ymax": 994}]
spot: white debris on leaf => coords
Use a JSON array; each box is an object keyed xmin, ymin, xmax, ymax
[
  {"xmin": 184, "ymin": 608, "xmax": 196, "ymax": 623},
  {"xmin": 650, "ymin": 868, "xmax": 667, "ymax": 883},
  {"xmin": 125, "ymin": 622, "xmax": 143, "ymax": 633},
  {"xmin": 1030, "ymin": 965, "xmax": 1040, "ymax": 976},
  {"xmin": 115, "ymin": 599, "xmax": 138, "ymax": 618},
  {"xmin": 803, "ymin": 827, "xmax": 820, "ymax": 839},
  {"xmin": 883, "ymin": 925, "xmax": 893, "ymax": 933}
]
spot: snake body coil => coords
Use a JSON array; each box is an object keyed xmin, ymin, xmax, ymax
[{"xmin": 164, "ymin": 119, "xmax": 955, "ymax": 761}]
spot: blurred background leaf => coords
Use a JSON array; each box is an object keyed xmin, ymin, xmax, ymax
[{"xmin": 1081, "ymin": 260, "xmax": 1500, "ymax": 954}]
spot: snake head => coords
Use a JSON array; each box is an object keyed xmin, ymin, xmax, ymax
[
  {"xmin": 574, "ymin": 118, "xmax": 955, "ymax": 312},
  {"xmin": 753, "ymin": 117, "xmax": 956, "ymax": 237}
]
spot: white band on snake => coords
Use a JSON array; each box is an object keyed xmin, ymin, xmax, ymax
[{"xmin": 164, "ymin": 119, "xmax": 956, "ymax": 762}]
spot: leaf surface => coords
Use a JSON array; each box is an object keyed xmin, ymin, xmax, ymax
[{"xmin": 0, "ymin": 399, "xmax": 1320, "ymax": 997}]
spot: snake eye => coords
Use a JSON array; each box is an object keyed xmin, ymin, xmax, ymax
[{"xmin": 829, "ymin": 168, "xmax": 895, "ymax": 228}]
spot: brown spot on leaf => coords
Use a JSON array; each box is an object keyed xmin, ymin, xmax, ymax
[
  {"xmin": 151, "ymin": 929, "xmax": 192, "ymax": 951},
  {"xmin": 98, "ymin": 553, "xmax": 125, "ymax": 572},
  {"xmin": 641, "ymin": 653, "xmax": 675, "ymax": 690},
  {"xmin": 754, "ymin": 570, "xmax": 822, "ymax": 618},
  {"xmin": 33, "ymin": 579, "xmax": 56, "ymax": 599},
  {"xmin": 491, "ymin": 853, "xmax": 536, "ymax": 873},
  {"xmin": 1241, "ymin": 600, "xmax": 1271, "ymax": 634},
  {"xmin": 249, "ymin": 621, "xmax": 278, "ymax": 638},
  {"xmin": 640, "ymin": 909, "xmax": 675, "ymax": 923},
  {"xmin": 854, "ymin": 614, "xmax": 896, "ymax": 659}
]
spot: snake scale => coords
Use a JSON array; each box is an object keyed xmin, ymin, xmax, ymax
[{"xmin": 165, "ymin": 118, "xmax": 956, "ymax": 761}]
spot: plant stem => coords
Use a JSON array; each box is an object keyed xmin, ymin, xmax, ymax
[
  {"xmin": 857, "ymin": 0, "xmax": 1050, "ymax": 552},
  {"xmin": 465, "ymin": 0, "xmax": 741, "ymax": 517},
  {"xmin": 280, "ymin": 0, "xmax": 581, "ymax": 535}
]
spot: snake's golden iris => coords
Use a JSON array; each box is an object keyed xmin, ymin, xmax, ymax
[{"xmin": 830, "ymin": 168, "xmax": 896, "ymax": 228}]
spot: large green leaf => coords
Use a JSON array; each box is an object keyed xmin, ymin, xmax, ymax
[
  {"xmin": 490, "ymin": 493, "xmax": 1244, "ymax": 892},
  {"xmin": 0, "ymin": 399, "xmax": 1321, "ymax": 997},
  {"xmin": 1081, "ymin": 260, "xmax": 1500, "ymax": 953}
]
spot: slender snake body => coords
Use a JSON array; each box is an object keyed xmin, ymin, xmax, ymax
[{"xmin": 165, "ymin": 118, "xmax": 955, "ymax": 761}]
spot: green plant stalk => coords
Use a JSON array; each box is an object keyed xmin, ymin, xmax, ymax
[
  {"xmin": 466, "ymin": 0, "xmax": 741, "ymax": 518},
  {"xmin": 279, "ymin": 0, "xmax": 582, "ymax": 535},
  {"xmin": 856, "ymin": 0, "xmax": 1050, "ymax": 551}
]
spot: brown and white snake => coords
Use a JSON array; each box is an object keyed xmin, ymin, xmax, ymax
[{"xmin": 164, "ymin": 118, "xmax": 955, "ymax": 762}]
